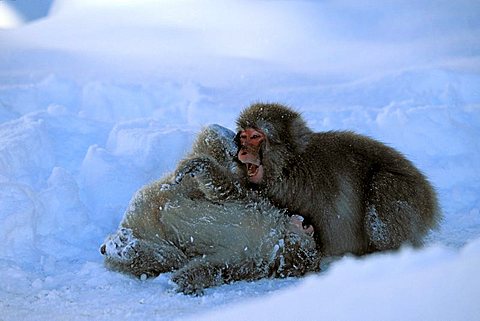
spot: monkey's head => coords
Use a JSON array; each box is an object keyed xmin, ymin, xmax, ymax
[
  {"xmin": 235, "ymin": 103, "xmax": 312, "ymax": 185},
  {"xmin": 193, "ymin": 124, "xmax": 237, "ymax": 170}
]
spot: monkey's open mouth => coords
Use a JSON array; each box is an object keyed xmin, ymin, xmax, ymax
[
  {"xmin": 245, "ymin": 162, "xmax": 264, "ymax": 183},
  {"xmin": 247, "ymin": 163, "xmax": 260, "ymax": 177}
]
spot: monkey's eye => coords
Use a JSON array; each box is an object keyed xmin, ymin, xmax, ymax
[{"xmin": 240, "ymin": 134, "xmax": 247, "ymax": 140}]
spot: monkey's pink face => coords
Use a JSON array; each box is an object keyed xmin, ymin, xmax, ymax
[{"xmin": 237, "ymin": 128, "xmax": 265, "ymax": 184}]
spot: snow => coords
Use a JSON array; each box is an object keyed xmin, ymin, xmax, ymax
[
  {"xmin": 192, "ymin": 241, "xmax": 480, "ymax": 321},
  {"xmin": 0, "ymin": 0, "xmax": 479, "ymax": 320},
  {"xmin": 0, "ymin": 2, "xmax": 25, "ymax": 29}
]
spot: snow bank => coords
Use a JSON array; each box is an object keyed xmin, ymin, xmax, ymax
[
  {"xmin": 193, "ymin": 239, "xmax": 480, "ymax": 321},
  {"xmin": 0, "ymin": 0, "xmax": 479, "ymax": 320}
]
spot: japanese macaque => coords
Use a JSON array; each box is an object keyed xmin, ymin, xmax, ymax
[
  {"xmin": 100, "ymin": 125, "xmax": 319, "ymax": 295},
  {"xmin": 234, "ymin": 103, "xmax": 441, "ymax": 256}
]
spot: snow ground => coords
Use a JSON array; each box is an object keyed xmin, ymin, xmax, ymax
[{"xmin": 1, "ymin": 1, "xmax": 479, "ymax": 320}]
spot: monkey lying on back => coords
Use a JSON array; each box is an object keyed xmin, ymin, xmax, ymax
[
  {"xmin": 100, "ymin": 125, "xmax": 319, "ymax": 295},
  {"xmin": 179, "ymin": 103, "xmax": 441, "ymax": 257}
]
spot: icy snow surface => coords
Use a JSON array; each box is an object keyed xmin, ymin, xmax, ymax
[{"xmin": 1, "ymin": 0, "xmax": 479, "ymax": 320}]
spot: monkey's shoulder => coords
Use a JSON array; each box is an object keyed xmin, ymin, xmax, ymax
[
  {"xmin": 311, "ymin": 130, "xmax": 378, "ymax": 146},
  {"xmin": 302, "ymin": 131, "xmax": 424, "ymax": 181},
  {"xmin": 307, "ymin": 131, "xmax": 403, "ymax": 158}
]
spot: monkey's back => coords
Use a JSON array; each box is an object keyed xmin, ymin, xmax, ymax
[
  {"xmin": 311, "ymin": 131, "xmax": 439, "ymax": 220},
  {"xmin": 160, "ymin": 197, "xmax": 287, "ymax": 261},
  {"xmin": 279, "ymin": 131, "xmax": 440, "ymax": 255}
]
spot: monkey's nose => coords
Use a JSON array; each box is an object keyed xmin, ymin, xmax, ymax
[{"xmin": 100, "ymin": 244, "xmax": 106, "ymax": 255}]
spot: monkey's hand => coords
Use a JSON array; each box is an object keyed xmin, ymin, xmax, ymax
[
  {"xmin": 174, "ymin": 156, "xmax": 213, "ymax": 184},
  {"xmin": 174, "ymin": 156, "xmax": 244, "ymax": 201},
  {"xmin": 100, "ymin": 228, "xmax": 138, "ymax": 262}
]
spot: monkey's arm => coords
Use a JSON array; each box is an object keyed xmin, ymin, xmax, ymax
[{"xmin": 174, "ymin": 156, "xmax": 245, "ymax": 201}]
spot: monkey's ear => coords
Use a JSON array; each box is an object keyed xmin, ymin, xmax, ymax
[{"xmin": 288, "ymin": 116, "xmax": 311, "ymax": 153}]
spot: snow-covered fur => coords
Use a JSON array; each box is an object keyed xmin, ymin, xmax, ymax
[{"xmin": 101, "ymin": 125, "xmax": 319, "ymax": 295}]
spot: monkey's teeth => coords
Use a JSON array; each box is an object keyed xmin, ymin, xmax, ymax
[{"xmin": 247, "ymin": 163, "xmax": 259, "ymax": 176}]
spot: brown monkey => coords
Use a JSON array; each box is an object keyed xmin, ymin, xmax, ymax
[
  {"xmin": 233, "ymin": 103, "xmax": 441, "ymax": 256},
  {"xmin": 100, "ymin": 125, "xmax": 319, "ymax": 295}
]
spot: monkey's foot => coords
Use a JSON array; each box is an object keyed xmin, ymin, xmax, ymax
[
  {"xmin": 100, "ymin": 228, "xmax": 138, "ymax": 261},
  {"xmin": 172, "ymin": 262, "xmax": 222, "ymax": 296}
]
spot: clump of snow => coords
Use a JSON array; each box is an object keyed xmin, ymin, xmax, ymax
[
  {"xmin": 0, "ymin": 0, "xmax": 479, "ymax": 320},
  {"xmin": 365, "ymin": 205, "xmax": 388, "ymax": 247}
]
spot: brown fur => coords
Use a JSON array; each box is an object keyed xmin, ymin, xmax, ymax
[
  {"xmin": 235, "ymin": 103, "xmax": 441, "ymax": 256},
  {"xmin": 100, "ymin": 125, "xmax": 319, "ymax": 295}
]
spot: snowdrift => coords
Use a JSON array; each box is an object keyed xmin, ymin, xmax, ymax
[{"xmin": 1, "ymin": 0, "xmax": 479, "ymax": 320}]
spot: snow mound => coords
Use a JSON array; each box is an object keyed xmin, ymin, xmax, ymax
[
  {"xmin": 192, "ymin": 241, "xmax": 480, "ymax": 321},
  {"xmin": 1, "ymin": 0, "xmax": 479, "ymax": 320}
]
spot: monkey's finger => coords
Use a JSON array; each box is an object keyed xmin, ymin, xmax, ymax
[
  {"xmin": 174, "ymin": 167, "xmax": 196, "ymax": 184},
  {"xmin": 303, "ymin": 225, "xmax": 314, "ymax": 237},
  {"xmin": 174, "ymin": 171, "xmax": 186, "ymax": 184}
]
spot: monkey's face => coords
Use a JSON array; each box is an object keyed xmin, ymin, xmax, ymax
[{"xmin": 236, "ymin": 128, "xmax": 265, "ymax": 184}]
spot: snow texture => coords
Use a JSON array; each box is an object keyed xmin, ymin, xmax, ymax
[
  {"xmin": 366, "ymin": 205, "xmax": 389, "ymax": 248},
  {"xmin": 1, "ymin": 0, "xmax": 479, "ymax": 320}
]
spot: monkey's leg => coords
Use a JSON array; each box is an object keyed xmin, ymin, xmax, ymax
[
  {"xmin": 101, "ymin": 228, "xmax": 187, "ymax": 278},
  {"xmin": 171, "ymin": 256, "xmax": 267, "ymax": 295},
  {"xmin": 364, "ymin": 171, "xmax": 427, "ymax": 251}
]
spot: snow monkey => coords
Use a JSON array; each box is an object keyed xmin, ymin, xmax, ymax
[
  {"xmin": 100, "ymin": 125, "xmax": 319, "ymax": 295},
  {"xmin": 234, "ymin": 103, "xmax": 441, "ymax": 256},
  {"xmin": 173, "ymin": 104, "xmax": 440, "ymax": 256}
]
